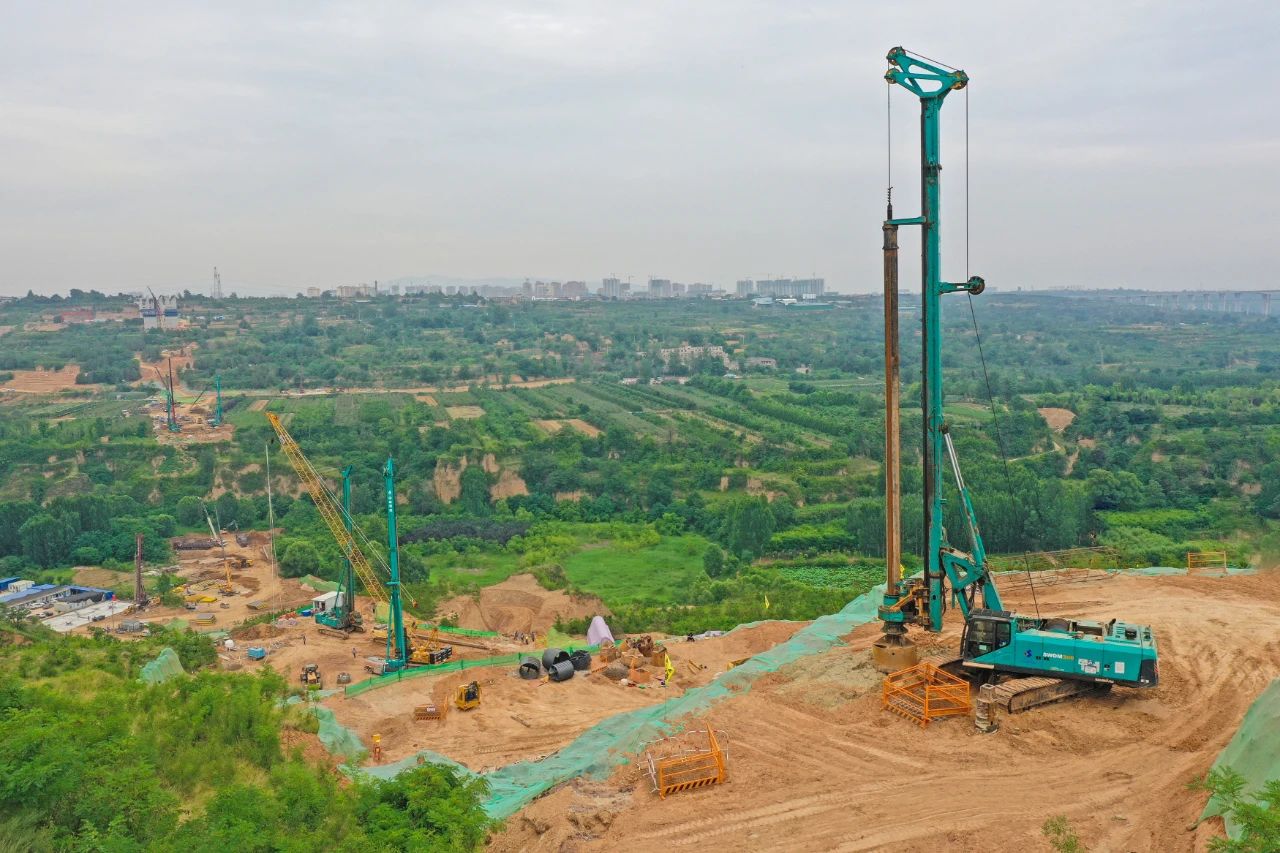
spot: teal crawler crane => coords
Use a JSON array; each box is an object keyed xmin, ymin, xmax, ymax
[
  {"xmin": 379, "ymin": 457, "xmax": 410, "ymax": 673},
  {"xmin": 872, "ymin": 47, "xmax": 1158, "ymax": 711},
  {"xmin": 315, "ymin": 466, "xmax": 365, "ymax": 637},
  {"xmin": 211, "ymin": 375, "xmax": 223, "ymax": 427}
]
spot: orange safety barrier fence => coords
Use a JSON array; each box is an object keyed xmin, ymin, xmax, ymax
[
  {"xmin": 647, "ymin": 724, "xmax": 727, "ymax": 798},
  {"xmin": 882, "ymin": 662, "xmax": 972, "ymax": 727}
]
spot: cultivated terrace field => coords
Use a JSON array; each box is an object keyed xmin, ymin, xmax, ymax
[{"xmin": 1, "ymin": 290, "xmax": 1276, "ymax": 617}]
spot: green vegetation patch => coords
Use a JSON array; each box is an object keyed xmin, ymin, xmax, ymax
[{"xmin": 563, "ymin": 533, "xmax": 711, "ymax": 605}]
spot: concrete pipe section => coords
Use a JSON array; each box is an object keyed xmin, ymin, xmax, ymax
[
  {"xmin": 518, "ymin": 658, "xmax": 541, "ymax": 680},
  {"xmin": 547, "ymin": 660, "xmax": 576, "ymax": 682},
  {"xmin": 542, "ymin": 648, "xmax": 570, "ymax": 670},
  {"xmin": 569, "ymin": 649, "xmax": 591, "ymax": 671}
]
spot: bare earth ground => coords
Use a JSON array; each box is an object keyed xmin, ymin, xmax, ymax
[
  {"xmin": 489, "ymin": 571, "xmax": 1280, "ymax": 852},
  {"xmin": 1038, "ymin": 406, "xmax": 1077, "ymax": 432},
  {"xmin": 435, "ymin": 574, "xmax": 609, "ymax": 635},
  {"xmin": 533, "ymin": 419, "xmax": 603, "ymax": 438},
  {"xmin": 2, "ymin": 365, "xmax": 88, "ymax": 393},
  {"xmin": 322, "ymin": 621, "xmax": 806, "ymax": 772}
]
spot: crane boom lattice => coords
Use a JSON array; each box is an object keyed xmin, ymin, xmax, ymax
[{"xmin": 266, "ymin": 413, "xmax": 389, "ymax": 607}]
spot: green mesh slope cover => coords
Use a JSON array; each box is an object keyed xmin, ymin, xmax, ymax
[
  {"xmin": 541, "ymin": 627, "xmax": 576, "ymax": 649},
  {"xmin": 312, "ymin": 705, "xmax": 367, "ymax": 759},
  {"xmin": 354, "ymin": 584, "xmax": 884, "ymax": 818},
  {"xmin": 139, "ymin": 647, "xmax": 186, "ymax": 684},
  {"xmin": 1200, "ymin": 677, "xmax": 1280, "ymax": 839},
  {"xmin": 298, "ymin": 575, "xmax": 339, "ymax": 592}
]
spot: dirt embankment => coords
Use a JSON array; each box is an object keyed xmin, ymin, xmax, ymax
[
  {"xmin": 434, "ymin": 455, "xmax": 528, "ymax": 503},
  {"xmin": 435, "ymin": 573, "xmax": 606, "ymax": 635},
  {"xmin": 490, "ymin": 571, "xmax": 1280, "ymax": 852}
]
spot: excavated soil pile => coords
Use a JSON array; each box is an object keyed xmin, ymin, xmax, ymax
[
  {"xmin": 436, "ymin": 574, "xmax": 608, "ymax": 635},
  {"xmin": 490, "ymin": 571, "xmax": 1280, "ymax": 852},
  {"xmin": 232, "ymin": 622, "xmax": 286, "ymax": 640}
]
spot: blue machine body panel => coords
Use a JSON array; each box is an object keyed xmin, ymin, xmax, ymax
[{"xmin": 963, "ymin": 609, "xmax": 1159, "ymax": 687}]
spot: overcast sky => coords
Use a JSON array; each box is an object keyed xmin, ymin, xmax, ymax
[{"xmin": 2, "ymin": 1, "xmax": 1277, "ymax": 296}]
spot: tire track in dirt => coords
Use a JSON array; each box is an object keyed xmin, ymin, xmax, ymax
[{"xmin": 489, "ymin": 571, "xmax": 1280, "ymax": 852}]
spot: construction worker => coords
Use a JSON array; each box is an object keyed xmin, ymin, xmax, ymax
[{"xmin": 351, "ymin": 646, "xmax": 357, "ymax": 659}]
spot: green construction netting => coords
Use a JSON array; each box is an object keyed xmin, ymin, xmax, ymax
[
  {"xmin": 1121, "ymin": 566, "xmax": 1255, "ymax": 577},
  {"xmin": 432, "ymin": 624, "xmax": 501, "ymax": 639},
  {"xmin": 540, "ymin": 627, "xmax": 576, "ymax": 648},
  {"xmin": 1200, "ymin": 677, "xmax": 1280, "ymax": 839},
  {"xmin": 298, "ymin": 575, "xmax": 339, "ymax": 593},
  {"xmin": 139, "ymin": 647, "xmax": 186, "ymax": 684},
  {"xmin": 312, "ymin": 705, "xmax": 368, "ymax": 759},
  {"xmin": 344, "ymin": 644, "xmax": 599, "ymax": 698},
  {"xmin": 349, "ymin": 583, "xmax": 884, "ymax": 818}
]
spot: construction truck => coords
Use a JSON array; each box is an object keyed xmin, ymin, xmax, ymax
[
  {"xmin": 455, "ymin": 681, "xmax": 481, "ymax": 711},
  {"xmin": 300, "ymin": 663, "xmax": 322, "ymax": 689},
  {"xmin": 873, "ymin": 47, "xmax": 1158, "ymax": 713}
]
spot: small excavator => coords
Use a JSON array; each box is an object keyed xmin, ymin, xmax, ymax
[
  {"xmin": 455, "ymin": 681, "xmax": 481, "ymax": 711},
  {"xmin": 873, "ymin": 47, "xmax": 1158, "ymax": 713},
  {"xmin": 300, "ymin": 663, "xmax": 322, "ymax": 690}
]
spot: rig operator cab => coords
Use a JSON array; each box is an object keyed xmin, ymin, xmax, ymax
[{"xmin": 961, "ymin": 609, "xmax": 1158, "ymax": 687}]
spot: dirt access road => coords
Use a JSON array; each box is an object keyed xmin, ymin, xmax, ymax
[{"xmin": 491, "ymin": 570, "xmax": 1280, "ymax": 852}]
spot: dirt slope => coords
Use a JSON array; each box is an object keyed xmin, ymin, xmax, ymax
[
  {"xmin": 436, "ymin": 574, "xmax": 608, "ymax": 635},
  {"xmin": 489, "ymin": 571, "xmax": 1280, "ymax": 852}
]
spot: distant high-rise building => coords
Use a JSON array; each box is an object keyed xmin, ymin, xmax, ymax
[
  {"xmin": 687, "ymin": 283, "xmax": 713, "ymax": 297},
  {"xmin": 736, "ymin": 279, "xmax": 756, "ymax": 297},
  {"xmin": 601, "ymin": 277, "xmax": 628, "ymax": 299},
  {"xmin": 649, "ymin": 278, "xmax": 672, "ymax": 298},
  {"xmin": 672, "ymin": 282, "xmax": 686, "ymax": 297},
  {"xmin": 562, "ymin": 281, "xmax": 587, "ymax": 298},
  {"xmin": 754, "ymin": 278, "xmax": 825, "ymax": 298},
  {"xmin": 306, "ymin": 287, "xmax": 321, "ymax": 298}
]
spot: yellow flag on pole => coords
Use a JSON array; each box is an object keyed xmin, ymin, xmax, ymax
[
  {"xmin": 664, "ymin": 653, "xmax": 676, "ymax": 682},
  {"xmin": 763, "ymin": 594, "xmax": 771, "ymax": 611}
]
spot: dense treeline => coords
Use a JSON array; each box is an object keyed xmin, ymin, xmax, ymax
[{"xmin": 0, "ymin": 610, "xmax": 491, "ymax": 850}]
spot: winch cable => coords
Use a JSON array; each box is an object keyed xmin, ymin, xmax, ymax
[{"xmin": 959, "ymin": 80, "xmax": 1043, "ymax": 621}]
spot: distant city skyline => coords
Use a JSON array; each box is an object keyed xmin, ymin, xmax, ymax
[{"xmin": 3, "ymin": 2, "xmax": 1277, "ymax": 297}]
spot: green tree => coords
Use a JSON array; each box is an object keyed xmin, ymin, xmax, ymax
[
  {"xmin": 280, "ymin": 540, "xmax": 320, "ymax": 578},
  {"xmin": 18, "ymin": 513, "xmax": 76, "ymax": 567},
  {"xmin": 721, "ymin": 497, "xmax": 776, "ymax": 560},
  {"xmin": 458, "ymin": 466, "xmax": 492, "ymax": 517},
  {"xmin": 175, "ymin": 496, "xmax": 204, "ymax": 527},
  {"xmin": 703, "ymin": 545, "xmax": 727, "ymax": 578},
  {"xmin": 1193, "ymin": 767, "xmax": 1280, "ymax": 851}
]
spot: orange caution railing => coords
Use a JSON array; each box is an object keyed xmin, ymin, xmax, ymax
[
  {"xmin": 1187, "ymin": 551, "xmax": 1228, "ymax": 574},
  {"xmin": 882, "ymin": 662, "xmax": 972, "ymax": 727},
  {"xmin": 646, "ymin": 723, "xmax": 727, "ymax": 799}
]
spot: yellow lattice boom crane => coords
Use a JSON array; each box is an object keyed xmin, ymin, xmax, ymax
[{"xmin": 266, "ymin": 412, "xmax": 389, "ymax": 610}]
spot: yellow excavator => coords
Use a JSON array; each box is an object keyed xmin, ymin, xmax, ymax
[{"xmin": 455, "ymin": 681, "xmax": 481, "ymax": 711}]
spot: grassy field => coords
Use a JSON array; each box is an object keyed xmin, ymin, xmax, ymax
[
  {"xmin": 563, "ymin": 533, "xmax": 711, "ymax": 605},
  {"xmin": 426, "ymin": 550, "xmax": 524, "ymax": 589}
]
